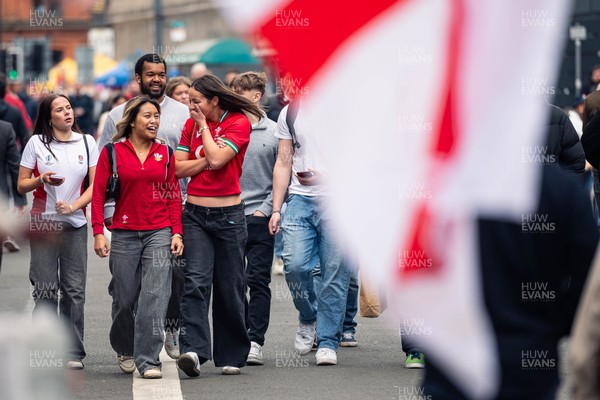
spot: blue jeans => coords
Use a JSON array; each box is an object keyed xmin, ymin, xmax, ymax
[
  {"xmin": 281, "ymin": 194, "xmax": 350, "ymax": 350},
  {"xmin": 108, "ymin": 228, "xmax": 172, "ymax": 374},
  {"xmin": 179, "ymin": 202, "xmax": 250, "ymax": 368},
  {"xmin": 273, "ymin": 202, "xmax": 286, "ymax": 258},
  {"xmin": 29, "ymin": 220, "xmax": 88, "ymax": 361},
  {"xmin": 313, "ymin": 259, "xmax": 359, "ymax": 335},
  {"xmin": 343, "ymin": 264, "xmax": 359, "ymax": 334},
  {"xmin": 274, "ymin": 231, "xmax": 283, "ymax": 258}
]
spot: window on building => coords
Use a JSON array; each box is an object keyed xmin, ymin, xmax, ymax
[{"xmin": 33, "ymin": 0, "xmax": 62, "ymax": 16}]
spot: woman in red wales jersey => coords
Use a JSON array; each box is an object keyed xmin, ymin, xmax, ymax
[
  {"xmin": 91, "ymin": 97, "xmax": 183, "ymax": 379},
  {"xmin": 174, "ymin": 75, "xmax": 262, "ymax": 377}
]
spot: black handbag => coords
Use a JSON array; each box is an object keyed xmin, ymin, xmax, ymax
[{"xmin": 105, "ymin": 143, "xmax": 120, "ymax": 200}]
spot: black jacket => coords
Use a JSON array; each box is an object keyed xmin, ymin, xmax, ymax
[
  {"xmin": 0, "ymin": 100, "xmax": 28, "ymax": 153},
  {"xmin": 70, "ymin": 94, "xmax": 95, "ymax": 136},
  {"xmin": 581, "ymin": 109, "xmax": 600, "ymax": 169},
  {"xmin": 423, "ymin": 164, "xmax": 599, "ymax": 399},
  {"xmin": 545, "ymin": 104, "xmax": 586, "ymax": 181},
  {"xmin": 0, "ymin": 120, "xmax": 26, "ymax": 207}
]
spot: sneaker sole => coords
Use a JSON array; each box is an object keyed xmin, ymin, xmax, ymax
[
  {"xmin": 143, "ymin": 372, "xmax": 162, "ymax": 379},
  {"xmin": 246, "ymin": 357, "xmax": 264, "ymax": 366},
  {"xmin": 118, "ymin": 362, "xmax": 136, "ymax": 374},
  {"xmin": 222, "ymin": 368, "xmax": 241, "ymax": 375},
  {"xmin": 177, "ymin": 356, "xmax": 200, "ymax": 377},
  {"xmin": 339, "ymin": 342, "xmax": 358, "ymax": 347},
  {"xmin": 316, "ymin": 358, "xmax": 337, "ymax": 366},
  {"xmin": 4, "ymin": 243, "xmax": 19, "ymax": 252},
  {"xmin": 295, "ymin": 346, "xmax": 312, "ymax": 356},
  {"xmin": 66, "ymin": 362, "xmax": 84, "ymax": 370},
  {"xmin": 405, "ymin": 363, "xmax": 425, "ymax": 369}
]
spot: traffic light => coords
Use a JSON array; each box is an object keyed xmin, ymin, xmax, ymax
[
  {"xmin": 8, "ymin": 53, "xmax": 18, "ymax": 80},
  {"xmin": 0, "ymin": 49, "xmax": 6, "ymax": 74},
  {"xmin": 4, "ymin": 48, "xmax": 24, "ymax": 82}
]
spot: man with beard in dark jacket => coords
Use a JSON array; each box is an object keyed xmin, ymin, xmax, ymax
[
  {"xmin": 0, "ymin": 73, "xmax": 27, "ymax": 152},
  {"xmin": 545, "ymin": 104, "xmax": 586, "ymax": 182}
]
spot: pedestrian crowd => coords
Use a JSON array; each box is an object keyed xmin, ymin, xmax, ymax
[{"xmin": 4, "ymin": 55, "xmax": 600, "ymax": 399}]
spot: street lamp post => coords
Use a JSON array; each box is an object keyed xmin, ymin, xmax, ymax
[
  {"xmin": 570, "ymin": 24, "xmax": 587, "ymax": 97},
  {"xmin": 154, "ymin": 0, "xmax": 163, "ymax": 50}
]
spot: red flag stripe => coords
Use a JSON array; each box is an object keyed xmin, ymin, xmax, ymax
[
  {"xmin": 399, "ymin": 0, "xmax": 465, "ymax": 280},
  {"xmin": 258, "ymin": 0, "xmax": 401, "ymax": 87},
  {"xmin": 432, "ymin": 0, "xmax": 464, "ymax": 157}
]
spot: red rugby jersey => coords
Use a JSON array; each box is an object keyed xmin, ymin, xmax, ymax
[
  {"xmin": 92, "ymin": 138, "xmax": 182, "ymax": 236},
  {"xmin": 176, "ymin": 111, "xmax": 251, "ymax": 197}
]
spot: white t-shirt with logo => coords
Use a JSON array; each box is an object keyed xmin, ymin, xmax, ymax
[{"xmin": 20, "ymin": 133, "xmax": 99, "ymax": 228}]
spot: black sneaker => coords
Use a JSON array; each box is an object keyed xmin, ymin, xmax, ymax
[{"xmin": 339, "ymin": 332, "xmax": 358, "ymax": 347}]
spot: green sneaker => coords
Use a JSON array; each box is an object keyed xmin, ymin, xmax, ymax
[{"xmin": 404, "ymin": 352, "xmax": 425, "ymax": 369}]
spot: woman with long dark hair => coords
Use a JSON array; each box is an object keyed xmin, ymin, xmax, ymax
[
  {"xmin": 175, "ymin": 74, "xmax": 261, "ymax": 376},
  {"xmin": 91, "ymin": 97, "xmax": 183, "ymax": 379},
  {"xmin": 17, "ymin": 93, "xmax": 99, "ymax": 370}
]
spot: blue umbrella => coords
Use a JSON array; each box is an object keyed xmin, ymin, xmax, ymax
[{"xmin": 94, "ymin": 61, "xmax": 131, "ymax": 87}]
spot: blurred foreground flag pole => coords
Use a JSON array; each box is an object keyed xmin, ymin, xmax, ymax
[{"xmin": 215, "ymin": 0, "xmax": 574, "ymax": 397}]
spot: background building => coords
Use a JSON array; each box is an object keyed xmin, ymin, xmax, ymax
[{"xmin": 0, "ymin": 0, "xmax": 97, "ymax": 83}]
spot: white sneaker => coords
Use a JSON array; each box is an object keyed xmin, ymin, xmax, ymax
[
  {"xmin": 222, "ymin": 366, "xmax": 241, "ymax": 375},
  {"xmin": 66, "ymin": 360, "xmax": 83, "ymax": 370},
  {"xmin": 272, "ymin": 257, "xmax": 284, "ymax": 275},
  {"xmin": 117, "ymin": 355, "xmax": 135, "ymax": 374},
  {"xmin": 177, "ymin": 352, "xmax": 200, "ymax": 377},
  {"xmin": 316, "ymin": 348, "xmax": 337, "ymax": 366},
  {"xmin": 246, "ymin": 341, "xmax": 264, "ymax": 365},
  {"xmin": 3, "ymin": 237, "xmax": 20, "ymax": 252},
  {"xmin": 164, "ymin": 330, "xmax": 180, "ymax": 359},
  {"xmin": 294, "ymin": 321, "xmax": 316, "ymax": 355},
  {"xmin": 142, "ymin": 367, "xmax": 162, "ymax": 379}
]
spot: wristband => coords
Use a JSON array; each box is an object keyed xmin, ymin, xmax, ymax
[
  {"xmin": 69, "ymin": 204, "xmax": 74, "ymax": 214},
  {"xmin": 172, "ymin": 233, "xmax": 183, "ymax": 240},
  {"xmin": 272, "ymin": 210, "xmax": 281, "ymax": 214},
  {"xmin": 199, "ymin": 126, "xmax": 209, "ymax": 133},
  {"xmin": 40, "ymin": 175, "xmax": 44, "ymax": 185}
]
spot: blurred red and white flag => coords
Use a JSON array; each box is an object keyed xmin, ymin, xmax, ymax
[{"xmin": 216, "ymin": 0, "xmax": 572, "ymax": 397}]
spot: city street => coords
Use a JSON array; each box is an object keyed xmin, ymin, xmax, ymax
[{"xmin": 0, "ymin": 230, "xmax": 424, "ymax": 400}]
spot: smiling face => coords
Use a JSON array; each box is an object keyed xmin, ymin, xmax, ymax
[
  {"xmin": 50, "ymin": 96, "xmax": 74, "ymax": 132},
  {"xmin": 130, "ymin": 103, "xmax": 160, "ymax": 142},
  {"xmin": 188, "ymin": 88, "xmax": 219, "ymax": 121},
  {"xmin": 171, "ymin": 83, "xmax": 190, "ymax": 105},
  {"xmin": 137, "ymin": 61, "xmax": 166, "ymax": 100}
]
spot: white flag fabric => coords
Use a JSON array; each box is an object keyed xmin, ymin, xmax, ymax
[{"xmin": 215, "ymin": 0, "xmax": 573, "ymax": 397}]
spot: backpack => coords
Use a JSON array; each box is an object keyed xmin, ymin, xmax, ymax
[
  {"xmin": 286, "ymin": 100, "xmax": 301, "ymax": 151},
  {"xmin": 104, "ymin": 141, "xmax": 174, "ymax": 200}
]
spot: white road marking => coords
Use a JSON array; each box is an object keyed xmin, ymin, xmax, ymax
[{"xmin": 132, "ymin": 346, "xmax": 183, "ymax": 400}]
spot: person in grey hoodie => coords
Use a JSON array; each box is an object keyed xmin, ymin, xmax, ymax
[{"xmin": 230, "ymin": 72, "xmax": 278, "ymax": 365}]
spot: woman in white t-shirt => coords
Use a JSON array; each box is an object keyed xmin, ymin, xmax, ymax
[{"xmin": 17, "ymin": 93, "xmax": 99, "ymax": 370}]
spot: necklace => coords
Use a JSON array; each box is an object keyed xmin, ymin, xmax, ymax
[{"xmin": 130, "ymin": 141, "xmax": 151, "ymax": 156}]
